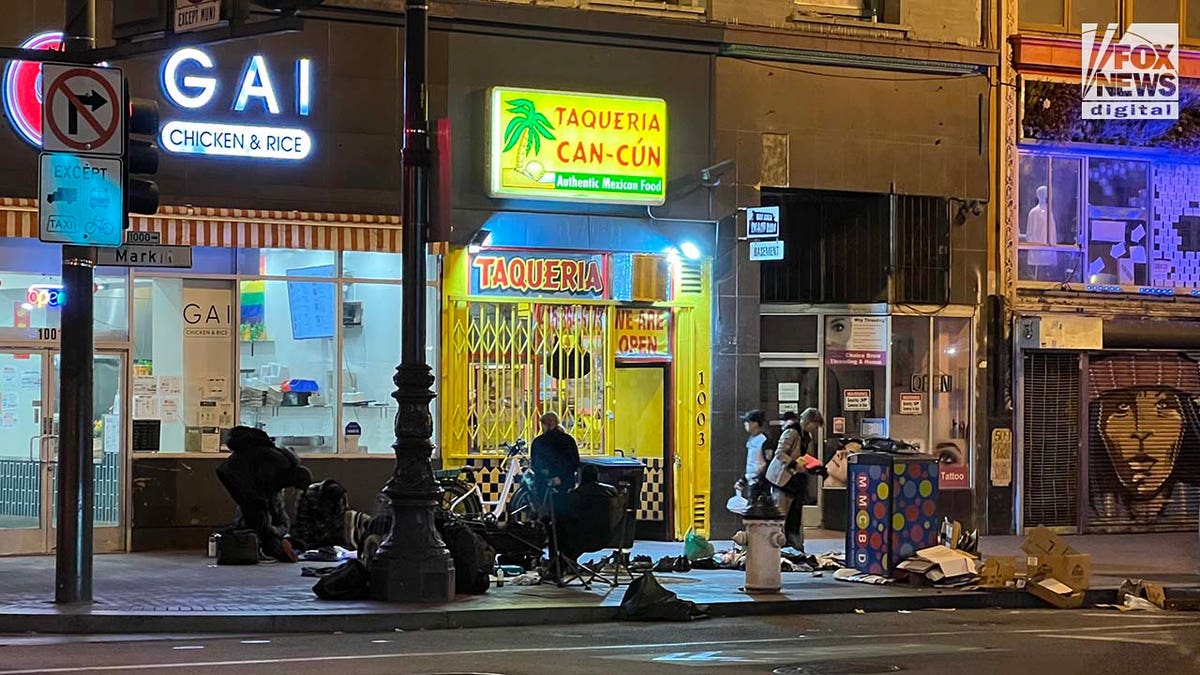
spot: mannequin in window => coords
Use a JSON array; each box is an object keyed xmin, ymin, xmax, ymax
[{"xmin": 1025, "ymin": 185, "xmax": 1058, "ymax": 280}]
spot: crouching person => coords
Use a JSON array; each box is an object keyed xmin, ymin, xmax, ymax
[{"xmin": 217, "ymin": 426, "xmax": 312, "ymax": 562}]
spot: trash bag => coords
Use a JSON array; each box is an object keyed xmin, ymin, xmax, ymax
[
  {"xmin": 313, "ymin": 560, "xmax": 370, "ymax": 600},
  {"xmin": 616, "ymin": 572, "xmax": 709, "ymax": 622},
  {"xmin": 684, "ymin": 529, "xmax": 715, "ymax": 562},
  {"xmin": 439, "ymin": 517, "xmax": 495, "ymax": 595}
]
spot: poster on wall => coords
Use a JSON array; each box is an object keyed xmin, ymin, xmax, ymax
[
  {"xmin": 825, "ymin": 316, "xmax": 888, "ymax": 366},
  {"xmin": 899, "ymin": 393, "xmax": 924, "ymax": 415},
  {"xmin": 614, "ymin": 308, "xmax": 670, "ymax": 358},
  {"xmin": 843, "ymin": 389, "xmax": 871, "ymax": 411}
]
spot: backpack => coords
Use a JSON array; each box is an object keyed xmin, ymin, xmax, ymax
[
  {"xmin": 438, "ymin": 517, "xmax": 495, "ymax": 595},
  {"xmin": 761, "ymin": 433, "xmax": 778, "ymax": 465},
  {"xmin": 215, "ymin": 528, "xmax": 260, "ymax": 565},
  {"xmin": 295, "ymin": 479, "xmax": 349, "ymax": 549},
  {"xmin": 313, "ymin": 560, "xmax": 371, "ymax": 600}
]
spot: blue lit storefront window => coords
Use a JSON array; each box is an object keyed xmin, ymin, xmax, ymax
[{"xmin": 1015, "ymin": 146, "xmax": 1200, "ymax": 293}]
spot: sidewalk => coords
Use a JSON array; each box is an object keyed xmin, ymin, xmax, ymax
[{"xmin": 0, "ymin": 532, "xmax": 1194, "ymax": 634}]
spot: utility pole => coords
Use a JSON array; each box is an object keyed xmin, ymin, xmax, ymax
[
  {"xmin": 368, "ymin": 0, "xmax": 455, "ymax": 601},
  {"xmin": 56, "ymin": 0, "xmax": 97, "ymax": 604}
]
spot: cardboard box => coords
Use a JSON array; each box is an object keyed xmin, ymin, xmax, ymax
[
  {"xmin": 1144, "ymin": 583, "xmax": 1200, "ymax": 611},
  {"xmin": 1028, "ymin": 576, "xmax": 1085, "ymax": 609},
  {"xmin": 915, "ymin": 545, "xmax": 979, "ymax": 579},
  {"xmin": 1021, "ymin": 526, "xmax": 1077, "ymax": 558},
  {"xmin": 1020, "ymin": 527, "xmax": 1091, "ymax": 591},
  {"xmin": 1048, "ymin": 553, "xmax": 1091, "ymax": 591},
  {"xmin": 979, "ymin": 556, "xmax": 1019, "ymax": 589}
]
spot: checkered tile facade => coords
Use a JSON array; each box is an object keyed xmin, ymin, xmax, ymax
[
  {"xmin": 638, "ymin": 457, "xmax": 666, "ymax": 522},
  {"xmin": 455, "ymin": 456, "xmax": 668, "ymax": 522}
]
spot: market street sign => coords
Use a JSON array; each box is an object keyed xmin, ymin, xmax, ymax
[
  {"xmin": 95, "ymin": 244, "xmax": 193, "ymax": 268},
  {"xmin": 746, "ymin": 206, "xmax": 780, "ymax": 239},
  {"xmin": 488, "ymin": 86, "xmax": 667, "ymax": 205},
  {"xmin": 38, "ymin": 152, "xmax": 124, "ymax": 247},
  {"xmin": 749, "ymin": 239, "xmax": 784, "ymax": 261}
]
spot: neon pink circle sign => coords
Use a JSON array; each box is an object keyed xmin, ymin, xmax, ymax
[{"xmin": 2, "ymin": 31, "xmax": 64, "ymax": 147}]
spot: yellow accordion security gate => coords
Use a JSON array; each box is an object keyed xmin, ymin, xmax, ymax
[
  {"xmin": 460, "ymin": 301, "xmax": 608, "ymax": 456},
  {"xmin": 440, "ymin": 248, "xmax": 713, "ymax": 539}
]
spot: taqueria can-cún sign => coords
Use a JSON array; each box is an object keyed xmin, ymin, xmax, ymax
[{"xmin": 488, "ymin": 86, "xmax": 668, "ymax": 205}]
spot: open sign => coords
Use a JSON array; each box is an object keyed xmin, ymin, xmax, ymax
[{"xmin": 26, "ymin": 285, "xmax": 64, "ymax": 309}]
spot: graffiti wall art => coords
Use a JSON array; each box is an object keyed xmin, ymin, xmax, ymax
[{"xmin": 1088, "ymin": 353, "xmax": 1200, "ymax": 529}]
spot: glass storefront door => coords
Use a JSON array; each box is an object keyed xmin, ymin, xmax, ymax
[{"xmin": 0, "ymin": 349, "xmax": 125, "ymax": 554}]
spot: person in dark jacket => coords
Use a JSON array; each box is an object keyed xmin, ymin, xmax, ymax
[
  {"xmin": 216, "ymin": 426, "xmax": 312, "ymax": 562},
  {"xmin": 530, "ymin": 411, "xmax": 580, "ymax": 495}
]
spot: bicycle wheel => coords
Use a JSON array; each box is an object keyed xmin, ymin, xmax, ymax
[
  {"xmin": 505, "ymin": 486, "xmax": 536, "ymax": 524},
  {"xmin": 441, "ymin": 482, "xmax": 484, "ymax": 519}
]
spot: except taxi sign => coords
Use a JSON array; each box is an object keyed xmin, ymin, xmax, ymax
[
  {"xmin": 38, "ymin": 152, "xmax": 125, "ymax": 247},
  {"xmin": 41, "ymin": 64, "xmax": 123, "ymax": 155}
]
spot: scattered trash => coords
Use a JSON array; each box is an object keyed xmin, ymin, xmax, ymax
[
  {"xmin": 1115, "ymin": 579, "xmax": 1200, "ymax": 612},
  {"xmin": 617, "ymin": 572, "xmax": 708, "ymax": 622},
  {"xmin": 834, "ymin": 568, "xmax": 894, "ymax": 585},
  {"xmin": 939, "ymin": 518, "xmax": 979, "ymax": 554},
  {"xmin": 897, "ymin": 610, "xmax": 911, "ymax": 614},
  {"xmin": 812, "ymin": 571, "xmax": 824, "ymax": 578},
  {"xmin": 896, "ymin": 546, "xmax": 978, "ymax": 587},
  {"xmin": 1021, "ymin": 527, "xmax": 1090, "ymax": 609},
  {"xmin": 684, "ymin": 528, "xmax": 715, "ymax": 562},
  {"xmin": 854, "ymin": 609, "xmax": 866, "ymax": 614},
  {"xmin": 512, "ymin": 571, "xmax": 542, "ymax": 586}
]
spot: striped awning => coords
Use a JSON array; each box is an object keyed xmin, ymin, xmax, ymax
[{"xmin": 0, "ymin": 198, "xmax": 402, "ymax": 253}]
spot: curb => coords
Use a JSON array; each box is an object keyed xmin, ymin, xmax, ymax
[{"xmin": 0, "ymin": 588, "xmax": 1119, "ymax": 635}]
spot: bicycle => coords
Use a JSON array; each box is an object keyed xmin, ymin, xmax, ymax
[{"xmin": 436, "ymin": 440, "xmax": 536, "ymax": 523}]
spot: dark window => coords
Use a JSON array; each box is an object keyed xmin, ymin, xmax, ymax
[
  {"xmin": 760, "ymin": 314, "xmax": 819, "ymax": 353},
  {"xmin": 893, "ymin": 195, "xmax": 951, "ymax": 304},
  {"xmin": 760, "ymin": 189, "xmax": 890, "ymax": 303}
]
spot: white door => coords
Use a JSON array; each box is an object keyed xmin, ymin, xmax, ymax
[{"xmin": 0, "ymin": 349, "xmax": 125, "ymax": 554}]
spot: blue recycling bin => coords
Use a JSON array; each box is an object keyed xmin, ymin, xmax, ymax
[{"xmin": 845, "ymin": 452, "xmax": 939, "ymax": 576}]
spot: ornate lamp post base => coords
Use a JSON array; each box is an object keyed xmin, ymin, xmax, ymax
[{"xmin": 369, "ymin": 363, "xmax": 455, "ymax": 603}]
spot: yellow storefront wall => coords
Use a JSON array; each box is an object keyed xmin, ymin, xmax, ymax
[{"xmin": 440, "ymin": 247, "xmax": 712, "ymax": 539}]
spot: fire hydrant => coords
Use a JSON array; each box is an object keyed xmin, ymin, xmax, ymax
[{"xmin": 733, "ymin": 491, "xmax": 786, "ymax": 593}]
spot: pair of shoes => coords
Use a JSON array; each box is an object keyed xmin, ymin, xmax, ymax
[
  {"xmin": 629, "ymin": 554, "xmax": 653, "ymax": 573},
  {"xmin": 652, "ymin": 556, "xmax": 693, "ymax": 573}
]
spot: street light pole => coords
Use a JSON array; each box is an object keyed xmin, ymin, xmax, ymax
[
  {"xmin": 55, "ymin": 0, "xmax": 97, "ymax": 604},
  {"xmin": 368, "ymin": 0, "xmax": 455, "ymax": 602}
]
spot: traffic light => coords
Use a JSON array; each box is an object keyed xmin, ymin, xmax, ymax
[{"xmin": 122, "ymin": 80, "xmax": 160, "ymax": 224}]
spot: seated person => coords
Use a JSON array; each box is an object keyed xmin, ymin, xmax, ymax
[
  {"xmin": 557, "ymin": 465, "xmax": 624, "ymax": 559},
  {"xmin": 216, "ymin": 426, "xmax": 312, "ymax": 562}
]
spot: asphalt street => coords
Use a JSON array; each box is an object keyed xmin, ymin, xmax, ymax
[{"xmin": 0, "ymin": 608, "xmax": 1197, "ymax": 674}]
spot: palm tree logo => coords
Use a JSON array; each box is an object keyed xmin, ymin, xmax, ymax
[{"xmin": 502, "ymin": 97, "xmax": 555, "ymax": 181}]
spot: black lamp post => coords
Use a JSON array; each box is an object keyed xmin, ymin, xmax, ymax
[{"xmin": 368, "ymin": 0, "xmax": 455, "ymax": 602}]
